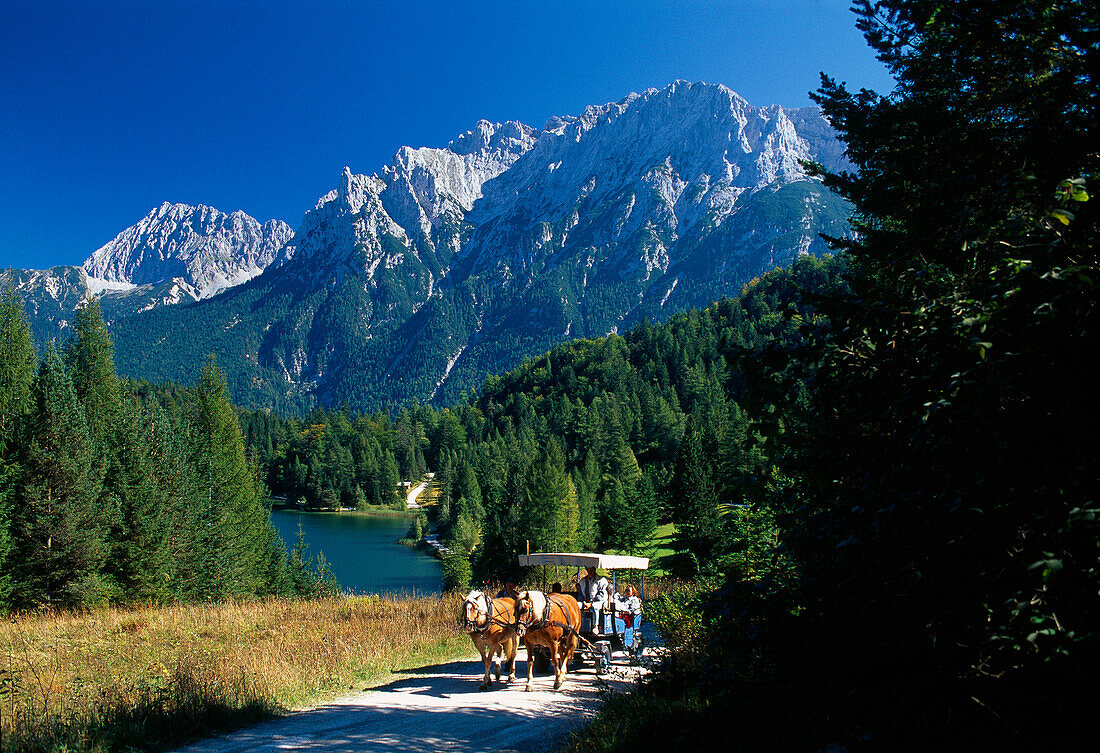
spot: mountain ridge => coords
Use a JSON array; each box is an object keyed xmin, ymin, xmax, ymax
[
  {"xmin": 11, "ymin": 81, "xmax": 852, "ymax": 413},
  {"xmin": 1, "ymin": 202, "xmax": 294, "ymax": 343}
]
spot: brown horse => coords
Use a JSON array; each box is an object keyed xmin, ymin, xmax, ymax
[
  {"xmin": 515, "ymin": 590, "xmax": 582, "ymax": 691},
  {"xmin": 461, "ymin": 590, "xmax": 519, "ymax": 690}
]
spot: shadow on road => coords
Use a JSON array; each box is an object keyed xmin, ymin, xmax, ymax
[{"xmin": 172, "ymin": 655, "xmax": 628, "ymax": 753}]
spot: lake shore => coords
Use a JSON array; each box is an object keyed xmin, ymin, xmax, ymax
[
  {"xmin": 268, "ymin": 508, "xmax": 441, "ymax": 596},
  {"xmin": 270, "ymin": 501, "xmax": 418, "ymax": 518}
]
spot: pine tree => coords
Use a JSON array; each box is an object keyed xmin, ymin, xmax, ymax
[
  {"xmin": 721, "ymin": 1, "xmax": 1098, "ymax": 746},
  {"xmin": 455, "ymin": 462, "xmax": 483, "ymax": 520},
  {"xmin": 0, "ymin": 287, "xmax": 36, "ymax": 605},
  {"xmin": 573, "ymin": 452, "xmax": 601, "ymax": 551},
  {"xmin": 379, "ymin": 450, "xmax": 401, "ymax": 508},
  {"xmin": 64, "ymin": 296, "xmax": 121, "ymax": 451},
  {"xmin": 0, "ymin": 287, "xmax": 37, "ymax": 436},
  {"xmin": 104, "ymin": 394, "xmax": 172, "ymax": 600},
  {"xmin": 667, "ymin": 416, "xmax": 725, "ymax": 575},
  {"xmin": 522, "ymin": 439, "xmax": 578, "ymax": 551},
  {"xmin": 189, "ymin": 355, "xmax": 277, "ymax": 598},
  {"xmin": 11, "ymin": 345, "xmax": 113, "ymax": 607}
]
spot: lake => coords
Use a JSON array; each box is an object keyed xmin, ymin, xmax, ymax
[{"xmin": 270, "ymin": 509, "xmax": 442, "ymax": 596}]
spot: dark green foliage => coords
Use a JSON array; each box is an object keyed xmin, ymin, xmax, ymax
[
  {"xmin": 188, "ymin": 357, "xmax": 285, "ymax": 599},
  {"xmin": 10, "ymin": 344, "xmax": 113, "ymax": 607},
  {"xmin": 693, "ymin": 1, "xmax": 1099, "ymax": 749},
  {"xmin": 441, "ymin": 553, "xmax": 472, "ymax": 593},
  {"xmin": 228, "ymin": 256, "xmax": 843, "ymax": 589},
  {"xmin": 0, "ymin": 287, "xmax": 37, "ymax": 432},
  {"xmin": 0, "ymin": 288, "xmax": 319, "ymax": 611},
  {"xmin": 64, "ymin": 297, "xmax": 121, "ymax": 450},
  {"xmin": 0, "ymin": 287, "xmax": 37, "ymax": 603},
  {"xmin": 239, "ymin": 404, "xmax": 406, "ymax": 511},
  {"xmin": 286, "ymin": 523, "xmax": 339, "ymax": 598}
]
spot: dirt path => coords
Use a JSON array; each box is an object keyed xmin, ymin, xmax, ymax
[
  {"xmin": 173, "ymin": 655, "xmax": 647, "ymax": 753},
  {"xmin": 405, "ymin": 473, "xmax": 433, "ymax": 510}
]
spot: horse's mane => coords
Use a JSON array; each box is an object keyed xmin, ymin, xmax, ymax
[{"xmin": 526, "ymin": 590, "xmax": 549, "ymax": 622}]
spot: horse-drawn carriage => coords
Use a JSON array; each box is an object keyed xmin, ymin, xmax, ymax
[
  {"xmin": 461, "ymin": 551, "xmax": 649, "ymax": 691},
  {"xmin": 516, "ymin": 552, "xmax": 649, "ymax": 675}
]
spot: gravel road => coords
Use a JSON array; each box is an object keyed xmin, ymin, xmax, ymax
[{"xmin": 172, "ymin": 655, "xmax": 648, "ymax": 753}]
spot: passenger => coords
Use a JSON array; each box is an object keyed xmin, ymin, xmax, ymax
[
  {"xmin": 612, "ymin": 583, "xmax": 643, "ymax": 654},
  {"xmin": 576, "ymin": 566, "xmax": 609, "ymax": 633}
]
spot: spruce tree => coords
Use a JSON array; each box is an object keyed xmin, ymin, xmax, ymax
[
  {"xmin": 522, "ymin": 440, "xmax": 578, "ymax": 551},
  {"xmin": 0, "ymin": 287, "xmax": 36, "ymax": 605},
  {"xmin": 106, "ymin": 392, "xmax": 175, "ymax": 601},
  {"xmin": 12, "ymin": 345, "xmax": 113, "ymax": 607},
  {"xmin": 0, "ymin": 287, "xmax": 37, "ymax": 435},
  {"xmin": 455, "ymin": 462, "xmax": 484, "ymax": 520},
  {"xmin": 379, "ymin": 450, "xmax": 401, "ymax": 508},
  {"xmin": 724, "ymin": 1, "xmax": 1097, "ymax": 746},
  {"xmin": 64, "ymin": 296, "xmax": 121, "ymax": 451},
  {"xmin": 189, "ymin": 355, "xmax": 276, "ymax": 598}
]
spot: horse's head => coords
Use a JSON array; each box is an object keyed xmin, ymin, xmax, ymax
[
  {"xmin": 514, "ymin": 590, "xmax": 546, "ymax": 637},
  {"xmin": 461, "ymin": 590, "xmax": 489, "ymax": 632}
]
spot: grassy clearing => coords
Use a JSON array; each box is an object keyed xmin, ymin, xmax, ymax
[
  {"xmin": 604, "ymin": 522, "xmax": 677, "ymax": 576},
  {"xmin": 413, "ymin": 476, "xmax": 441, "ymax": 508},
  {"xmin": 0, "ymin": 594, "xmax": 469, "ymax": 753}
]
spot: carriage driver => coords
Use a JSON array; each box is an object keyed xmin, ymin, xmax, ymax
[
  {"xmin": 576, "ymin": 566, "xmax": 609, "ymax": 633},
  {"xmin": 495, "ymin": 581, "xmax": 519, "ymax": 600}
]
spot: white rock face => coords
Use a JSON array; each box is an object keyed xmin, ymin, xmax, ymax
[
  {"xmin": 284, "ymin": 81, "xmax": 845, "ymax": 292},
  {"xmin": 283, "ymin": 120, "xmax": 537, "ymax": 277},
  {"xmin": 256, "ymin": 81, "xmax": 851, "ymax": 406},
  {"xmin": 82, "ymin": 203, "xmax": 294, "ymax": 300},
  {"xmin": 461, "ymin": 80, "xmax": 844, "ymax": 272}
]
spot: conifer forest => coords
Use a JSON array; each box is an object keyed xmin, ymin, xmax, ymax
[{"xmin": 0, "ymin": 1, "xmax": 1095, "ymax": 749}]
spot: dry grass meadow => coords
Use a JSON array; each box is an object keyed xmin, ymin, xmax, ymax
[{"xmin": 0, "ymin": 593, "xmax": 469, "ymax": 753}]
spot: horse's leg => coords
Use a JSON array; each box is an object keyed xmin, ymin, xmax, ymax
[
  {"xmin": 478, "ymin": 641, "xmax": 492, "ymax": 691},
  {"xmin": 561, "ymin": 634, "xmax": 577, "ymax": 684},
  {"xmin": 505, "ymin": 635, "xmax": 517, "ymax": 683},
  {"xmin": 492, "ymin": 641, "xmax": 502, "ymax": 683},
  {"xmin": 524, "ymin": 643, "xmax": 535, "ymax": 691},
  {"xmin": 552, "ymin": 639, "xmax": 565, "ymax": 690},
  {"xmin": 565, "ymin": 633, "xmax": 578, "ymax": 665}
]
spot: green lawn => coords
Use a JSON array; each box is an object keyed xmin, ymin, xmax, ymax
[{"xmin": 606, "ymin": 522, "xmax": 677, "ymax": 577}]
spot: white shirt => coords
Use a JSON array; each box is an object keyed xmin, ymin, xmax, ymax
[{"xmin": 577, "ymin": 575, "xmax": 609, "ymax": 608}]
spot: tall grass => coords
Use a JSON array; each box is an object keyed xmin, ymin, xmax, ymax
[{"xmin": 0, "ymin": 593, "xmax": 468, "ymax": 752}]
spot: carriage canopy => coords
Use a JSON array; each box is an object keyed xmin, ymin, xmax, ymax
[{"xmin": 517, "ymin": 552, "xmax": 649, "ymax": 570}]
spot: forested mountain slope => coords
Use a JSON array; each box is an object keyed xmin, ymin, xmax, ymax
[
  {"xmin": 109, "ymin": 82, "xmax": 851, "ymax": 413},
  {"xmin": 240, "ymin": 255, "xmax": 846, "ymax": 578}
]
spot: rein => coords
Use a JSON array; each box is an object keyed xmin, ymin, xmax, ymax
[
  {"xmin": 467, "ymin": 592, "xmax": 519, "ymax": 635},
  {"xmin": 518, "ymin": 592, "xmax": 601, "ymax": 651}
]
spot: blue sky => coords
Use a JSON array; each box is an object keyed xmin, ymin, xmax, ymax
[{"xmin": 0, "ymin": 1, "xmax": 894, "ymax": 271}]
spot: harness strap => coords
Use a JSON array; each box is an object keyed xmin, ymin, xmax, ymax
[
  {"xmin": 520, "ymin": 594, "xmax": 598, "ymax": 650},
  {"xmin": 478, "ymin": 594, "xmax": 519, "ymax": 636},
  {"xmin": 525, "ymin": 593, "xmax": 555, "ymax": 631},
  {"xmin": 548, "ymin": 619, "xmax": 600, "ymax": 650}
]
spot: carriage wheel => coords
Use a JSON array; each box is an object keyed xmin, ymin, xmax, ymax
[
  {"xmin": 595, "ymin": 641, "xmax": 612, "ymax": 675},
  {"xmin": 533, "ymin": 646, "xmax": 551, "ymax": 674}
]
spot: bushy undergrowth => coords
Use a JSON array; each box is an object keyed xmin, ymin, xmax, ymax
[{"xmin": 0, "ymin": 594, "xmax": 468, "ymax": 753}]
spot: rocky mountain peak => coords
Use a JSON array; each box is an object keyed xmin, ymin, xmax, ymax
[{"xmin": 82, "ymin": 202, "xmax": 294, "ymax": 299}]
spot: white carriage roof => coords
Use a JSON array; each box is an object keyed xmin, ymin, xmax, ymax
[{"xmin": 517, "ymin": 552, "xmax": 650, "ymax": 570}]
